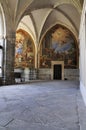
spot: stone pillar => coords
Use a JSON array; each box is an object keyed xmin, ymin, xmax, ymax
[
  {"xmin": 0, "ymin": 37, "xmax": 4, "ymax": 85},
  {"xmin": 3, "ymin": 34, "xmax": 15, "ymax": 85}
]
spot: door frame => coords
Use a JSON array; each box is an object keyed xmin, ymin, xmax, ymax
[
  {"xmin": 51, "ymin": 61, "xmax": 64, "ymax": 80},
  {"xmin": 54, "ymin": 64, "xmax": 62, "ymax": 80}
]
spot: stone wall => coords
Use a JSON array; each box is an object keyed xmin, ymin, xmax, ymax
[
  {"xmin": 38, "ymin": 68, "xmax": 79, "ymax": 80},
  {"xmin": 38, "ymin": 69, "xmax": 51, "ymax": 80},
  {"xmin": 14, "ymin": 68, "xmax": 79, "ymax": 83},
  {"xmin": 64, "ymin": 69, "xmax": 79, "ymax": 80},
  {"xmin": 14, "ymin": 68, "xmax": 38, "ymax": 83}
]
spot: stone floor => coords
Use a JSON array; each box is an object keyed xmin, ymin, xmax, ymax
[{"xmin": 0, "ymin": 81, "xmax": 86, "ymax": 130}]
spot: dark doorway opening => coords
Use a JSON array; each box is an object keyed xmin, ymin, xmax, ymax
[{"xmin": 54, "ymin": 64, "xmax": 62, "ymax": 80}]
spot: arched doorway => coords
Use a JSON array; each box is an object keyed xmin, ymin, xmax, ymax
[{"xmin": 39, "ymin": 24, "xmax": 79, "ymax": 80}]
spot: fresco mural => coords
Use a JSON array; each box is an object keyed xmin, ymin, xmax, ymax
[
  {"xmin": 40, "ymin": 26, "xmax": 77, "ymax": 69},
  {"xmin": 15, "ymin": 30, "xmax": 34, "ymax": 68}
]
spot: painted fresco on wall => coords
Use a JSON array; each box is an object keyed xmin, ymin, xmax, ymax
[
  {"xmin": 15, "ymin": 30, "xmax": 34, "ymax": 68},
  {"xmin": 40, "ymin": 26, "xmax": 77, "ymax": 69}
]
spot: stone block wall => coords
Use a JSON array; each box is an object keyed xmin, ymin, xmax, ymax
[
  {"xmin": 14, "ymin": 68, "xmax": 79, "ymax": 83},
  {"xmin": 38, "ymin": 68, "xmax": 79, "ymax": 80},
  {"xmin": 64, "ymin": 69, "xmax": 79, "ymax": 80},
  {"xmin": 38, "ymin": 69, "xmax": 51, "ymax": 80},
  {"xmin": 14, "ymin": 68, "xmax": 38, "ymax": 83}
]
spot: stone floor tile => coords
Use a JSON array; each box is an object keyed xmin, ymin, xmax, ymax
[
  {"xmin": 0, "ymin": 126, "xmax": 6, "ymax": 130},
  {"xmin": 0, "ymin": 81, "xmax": 86, "ymax": 130}
]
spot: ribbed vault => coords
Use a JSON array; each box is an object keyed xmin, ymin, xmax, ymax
[{"xmin": 0, "ymin": 0, "xmax": 84, "ymax": 43}]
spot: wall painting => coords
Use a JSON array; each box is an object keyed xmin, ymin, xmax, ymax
[
  {"xmin": 15, "ymin": 30, "xmax": 34, "ymax": 68},
  {"xmin": 40, "ymin": 26, "xmax": 78, "ymax": 69}
]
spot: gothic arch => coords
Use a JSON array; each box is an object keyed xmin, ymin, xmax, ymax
[
  {"xmin": 0, "ymin": 4, "xmax": 6, "ymax": 37},
  {"xmin": 38, "ymin": 24, "xmax": 79, "ymax": 69},
  {"xmin": 0, "ymin": 4, "xmax": 6, "ymax": 78}
]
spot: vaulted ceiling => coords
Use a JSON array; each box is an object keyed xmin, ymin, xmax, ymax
[{"xmin": 0, "ymin": 0, "xmax": 84, "ymax": 43}]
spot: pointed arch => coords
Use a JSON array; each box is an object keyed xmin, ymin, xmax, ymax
[
  {"xmin": 0, "ymin": 3, "xmax": 6, "ymax": 38},
  {"xmin": 38, "ymin": 24, "xmax": 79, "ymax": 69},
  {"xmin": 0, "ymin": 4, "xmax": 6, "ymax": 78}
]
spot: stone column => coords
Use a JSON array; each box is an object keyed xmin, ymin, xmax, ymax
[
  {"xmin": 3, "ymin": 34, "xmax": 15, "ymax": 85},
  {"xmin": 0, "ymin": 37, "xmax": 4, "ymax": 85}
]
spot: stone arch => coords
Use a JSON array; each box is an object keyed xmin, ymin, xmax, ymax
[
  {"xmin": 0, "ymin": 4, "xmax": 6, "ymax": 37},
  {"xmin": 0, "ymin": 4, "xmax": 6, "ymax": 78},
  {"xmin": 38, "ymin": 24, "xmax": 79, "ymax": 66},
  {"xmin": 38, "ymin": 24, "xmax": 79, "ymax": 80}
]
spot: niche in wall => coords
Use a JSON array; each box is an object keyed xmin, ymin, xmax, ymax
[
  {"xmin": 15, "ymin": 29, "xmax": 35, "ymax": 69},
  {"xmin": 40, "ymin": 25, "xmax": 78, "ymax": 69}
]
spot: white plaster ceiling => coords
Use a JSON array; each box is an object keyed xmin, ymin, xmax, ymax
[{"xmin": 0, "ymin": 0, "xmax": 84, "ymax": 43}]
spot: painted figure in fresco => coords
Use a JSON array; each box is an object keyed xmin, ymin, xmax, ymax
[
  {"xmin": 51, "ymin": 27, "xmax": 73, "ymax": 53},
  {"xmin": 52, "ymin": 39, "xmax": 73, "ymax": 53},
  {"xmin": 15, "ymin": 40, "xmax": 23, "ymax": 62},
  {"xmin": 16, "ymin": 41, "xmax": 23, "ymax": 54}
]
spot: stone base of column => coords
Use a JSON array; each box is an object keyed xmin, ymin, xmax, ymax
[
  {"xmin": 2, "ymin": 71, "xmax": 15, "ymax": 85},
  {"xmin": 2, "ymin": 78, "xmax": 15, "ymax": 85}
]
